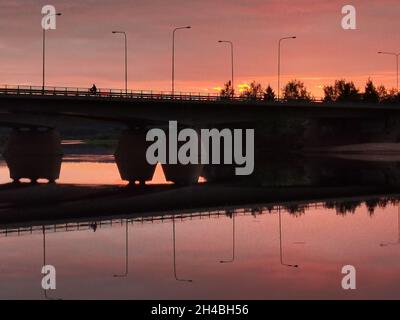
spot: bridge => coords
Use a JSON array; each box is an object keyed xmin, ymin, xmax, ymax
[
  {"xmin": 1, "ymin": 85, "xmax": 400, "ymax": 128},
  {"xmin": 2, "ymin": 84, "xmax": 400, "ymax": 186}
]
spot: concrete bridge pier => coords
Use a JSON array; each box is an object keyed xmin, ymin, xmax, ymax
[
  {"xmin": 162, "ymin": 163, "xmax": 203, "ymax": 185},
  {"xmin": 161, "ymin": 126, "xmax": 204, "ymax": 185},
  {"xmin": 114, "ymin": 128, "xmax": 157, "ymax": 185},
  {"xmin": 202, "ymin": 164, "xmax": 236, "ymax": 183},
  {"xmin": 2, "ymin": 128, "xmax": 63, "ymax": 184},
  {"xmin": 200, "ymin": 124, "xmax": 240, "ymax": 183}
]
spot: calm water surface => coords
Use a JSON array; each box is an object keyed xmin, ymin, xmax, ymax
[{"xmin": 0, "ymin": 154, "xmax": 399, "ymax": 300}]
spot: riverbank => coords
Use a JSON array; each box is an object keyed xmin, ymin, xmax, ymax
[{"xmin": 308, "ymin": 143, "xmax": 400, "ymax": 161}]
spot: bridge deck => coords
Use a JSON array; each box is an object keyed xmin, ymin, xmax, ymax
[
  {"xmin": 0, "ymin": 84, "xmax": 399, "ymax": 109},
  {"xmin": 1, "ymin": 85, "xmax": 400, "ymax": 127}
]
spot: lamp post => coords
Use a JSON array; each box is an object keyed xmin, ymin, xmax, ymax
[
  {"xmin": 172, "ymin": 26, "xmax": 191, "ymax": 96},
  {"xmin": 278, "ymin": 36, "xmax": 296, "ymax": 101},
  {"xmin": 218, "ymin": 40, "xmax": 234, "ymax": 97},
  {"xmin": 378, "ymin": 51, "xmax": 400, "ymax": 93},
  {"xmin": 42, "ymin": 12, "xmax": 62, "ymax": 94},
  {"xmin": 112, "ymin": 31, "xmax": 128, "ymax": 95}
]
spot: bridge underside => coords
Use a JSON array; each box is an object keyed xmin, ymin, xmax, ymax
[
  {"xmin": 1, "ymin": 94, "xmax": 400, "ymax": 126},
  {"xmin": 2, "ymin": 94, "xmax": 400, "ymax": 151}
]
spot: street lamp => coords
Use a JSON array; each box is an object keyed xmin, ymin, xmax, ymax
[
  {"xmin": 112, "ymin": 31, "xmax": 128, "ymax": 95},
  {"xmin": 278, "ymin": 36, "xmax": 296, "ymax": 101},
  {"xmin": 218, "ymin": 40, "xmax": 234, "ymax": 97},
  {"xmin": 378, "ymin": 51, "xmax": 400, "ymax": 93},
  {"xmin": 172, "ymin": 26, "xmax": 191, "ymax": 96},
  {"xmin": 42, "ymin": 12, "xmax": 62, "ymax": 94}
]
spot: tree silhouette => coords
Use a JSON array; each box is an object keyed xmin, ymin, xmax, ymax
[
  {"xmin": 384, "ymin": 88, "xmax": 400, "ymax": 104},
  {"xmin": 283, "ymin": 80, "xmax": 311, "ymax": 101},
  {"xmin": 377, "ymin": 85, "xmax": 388, "ymax": 102},
  {"xmin": 323, "ymin": 79, "xmax": 360, "ymax": 102},
  {"xmin": 363, "ymin": 78, "xmax": 379, "ymax": 103},
  {"xmin": 241, "ymin": 81, "xmax": 263, "ymax": 100},
  {"xmin": 323, "ymin": 85, "xmax": 335, "ymax": 102},
  {"xmin": 220, "ymin": 80, "xmax": 235, "ymax": 99},
  {"xmin": 264, "ymin": 85, "xmax": 276, "ymax": 101}
]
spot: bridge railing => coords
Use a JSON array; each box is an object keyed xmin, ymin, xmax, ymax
[
  {"xmin": 0, "ymin": 84, "xmax": 324, "ymax": 103},
  {"xmin": 0, "ymin": 84, "xmax": 224, "ymax": 101}
]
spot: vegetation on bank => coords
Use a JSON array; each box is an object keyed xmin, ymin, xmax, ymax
[
  {"xmin": 253, "ymin": 197, "xmax": 399, "ymax": 217},
  {"xmin": 220, "ymin": 78, "xmax": 400, "ymax": 104}
]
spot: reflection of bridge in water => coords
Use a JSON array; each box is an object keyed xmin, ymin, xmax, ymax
[
  {"xmin": 2, "ymin": 196, "xmax": 399, "ymax": 238},
  {"xmin": 0, "ymin": 203, "xmax": 325, "ymax": 238}
]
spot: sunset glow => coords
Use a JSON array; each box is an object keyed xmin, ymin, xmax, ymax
[{"xmin": 0, "ymin": 1, "xmax": 399, "ymax": 98}]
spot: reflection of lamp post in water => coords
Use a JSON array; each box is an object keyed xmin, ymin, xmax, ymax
[
  {"xmin": 380, "ymin": 206, "xmax": 400, "ymax": 247},
  {"xmin": 278, "ymin": 208, "xmax": 299, "ymax": 268},
  {"xmin": 172, "ymin": 216, "xmax": 192, "ymax": 282},
  {"xmin": 42, "ymin": 226, "xmax": 62, "ymax": 300},
  {"xmin": 220, "ymin": 211, "xmax": 235, "ymax": 264},
  {"xmin": 114, "ymin": 220, "xmax": 129, "ymax": 277}
]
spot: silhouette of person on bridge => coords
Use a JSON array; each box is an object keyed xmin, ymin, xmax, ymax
[{"xmin": 90, "ymin": 84, "xmax": 97, "ymax": 95}]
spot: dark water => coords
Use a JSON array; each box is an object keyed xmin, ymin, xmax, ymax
[{"xmin": 0, "ymin": 149, "xmax": 399, "ymax": 300}]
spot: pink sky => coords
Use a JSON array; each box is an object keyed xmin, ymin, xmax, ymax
[{"xmin": 0, "ymin": 0, "xmax": 399, "ymax": 98}]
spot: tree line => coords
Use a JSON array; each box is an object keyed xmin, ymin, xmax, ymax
[{"xmin": 220, "ymin": 79, "xmax": 400, "ymax": 104}]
